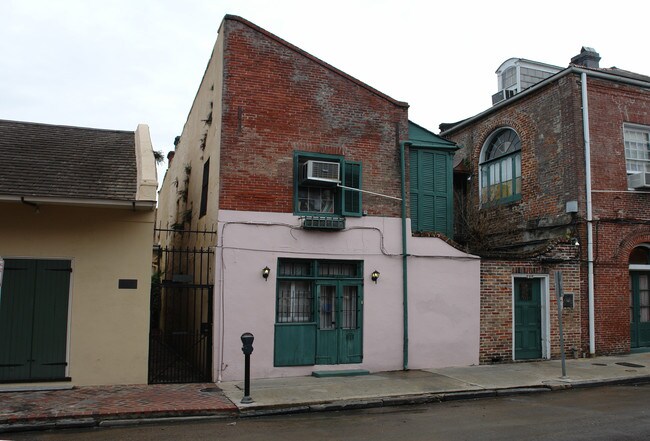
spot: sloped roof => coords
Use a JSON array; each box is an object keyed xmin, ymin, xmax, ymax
[
  {"xmin": 408, "ymin": 120, "xmax": 458, "ymax": 150},
  {"xmin": 0, "ymin": 119, "xmax": 137, "ymax": 201}
]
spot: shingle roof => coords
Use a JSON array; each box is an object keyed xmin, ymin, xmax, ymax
[{"xmin": 0, "ymin": 119, "xmax": 137, "ymax": 201}]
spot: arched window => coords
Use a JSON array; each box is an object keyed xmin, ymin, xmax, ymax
[
  {"xmin": 480, "ymin": 128, "xmax": 522, "ymax": 204},
  {"xmin": 630, "ymin": 245, "xmax": 650, "ymax": 265}
]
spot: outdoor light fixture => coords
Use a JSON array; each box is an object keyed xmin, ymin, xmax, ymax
[
  {"xmin": 571, "ymin": 237, "xmax": 580, "ymax": 247},
  {"xmin": 371, "ymin": 270, "xmax": 380, "ymax": 284},
  {"xmin": 262, "ymin": 266, "xmax": 270, "ymax": 280}
]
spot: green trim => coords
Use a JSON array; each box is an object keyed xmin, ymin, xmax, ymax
[
  {"xmin": 312, "ymin": 369, "xmax": 369, "ymax": 377},
  {"xmin": 293, "ymin": 151, "xmax": 363, "ymax": 218},
  {"xmin": 480, "ymin": 151, "xmax": 521, "ymax": 206},
  {"xmin": 400, "ymin": 141, "xmax": 410, "ymax": 371},
  {"xmin": 408, "ymin": 121, "xmax": 458, "ymax": 151}
]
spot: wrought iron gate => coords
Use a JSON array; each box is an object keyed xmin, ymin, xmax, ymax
[{"xmin": 149, "ymin": 245, "xmax": 213, "ymax": 384}]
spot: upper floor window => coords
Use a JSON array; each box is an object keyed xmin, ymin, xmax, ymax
[
  {"xmin": 501, "ymin": 66, "xmax": 516, "ymax": 90},
  {"xmin": 624, "ymin": 125, "xmax": 650, "ymax": 174},
  {"xmin": 480, "ymin": 128, "xmax": 522, "ymax": 204},
  {"xmin": 293, "ymin": 152, "xmax": 362, "ymax": 217}
]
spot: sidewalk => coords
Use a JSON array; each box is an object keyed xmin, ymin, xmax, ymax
[{"xmin": 2, "ymin": 352, "xmax": 649, "ymax": 433}]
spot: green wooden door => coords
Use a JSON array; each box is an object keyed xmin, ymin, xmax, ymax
[
  {"xmin": 514, "ymin": 278, "xmax": 542, "ymax": 359},
  {"xmin": 0, "ymin": 259, "xmax": 70, "ymax": 381},
  {"xmin": 630, "ymin": 272, "xmax": 650, "ymax": 348},
  {"xmin": 315, "ymin": 281, "xmax": 363, "ymax": 364}
]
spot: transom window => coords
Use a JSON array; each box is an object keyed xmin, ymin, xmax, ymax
[
  {"xmin": 275, "ymin": 259, "xmax": 362, "ymax": 324},
  {"xmin": 480, "ymin": 128, "xmax": 522, "ymax": 204},
  {"xmin": 624, "ymin": 125, "xmax": 650, "ymax": 174}
]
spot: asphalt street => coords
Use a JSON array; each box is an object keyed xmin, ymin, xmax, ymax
[{"xmin": 6, "ymin": 383, "xmax": 650, "ymax": 441}]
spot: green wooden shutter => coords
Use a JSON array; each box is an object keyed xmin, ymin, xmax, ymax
[
  {"xmin": 31, "ymin": 260, "xmax": 70, "ymax": 379},
  {"xmin": 0, "ymin": 259, "xmax": 70, "ymax": 382},
  {"xmin": 342, "ymin": 161, "xmax": 362, "ymax": 217},
  {"xmin": 410, "ymin": 149, "xmax": 453, "ymax": 237},
  {"xmin": 0, "ymin": 260, "xmax": 37, "ymax": 381}
]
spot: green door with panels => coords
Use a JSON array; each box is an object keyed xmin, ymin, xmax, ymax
[
  {"xmin": 315, "ymin": 281, "xmax": 362, "ymax": 364},
  {"xmin": 514, "ymin": 278, "xmax": 542, "ymax": 360},
  {"xmin": 0, "ymin": 259, "xmax": 71, "ymax": 381},
  {"xmin": 630, "ymin": 272, "xmax": 650, "ymax": 348}
]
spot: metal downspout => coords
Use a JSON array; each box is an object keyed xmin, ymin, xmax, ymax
[
  {"xmin": 581, "ymin": 72, "xmax": 596, "ymax": 355},
  {"xmin": 400, "ymin": 141, "xmax": 411, "ymax": 370}
]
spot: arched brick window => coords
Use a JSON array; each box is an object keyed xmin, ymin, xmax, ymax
[{"xmin": 480, "ymin": 128, "xmax": 522, "ymax": 204}]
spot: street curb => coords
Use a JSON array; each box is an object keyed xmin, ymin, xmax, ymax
[{"xmin": 2, "ymin": 375, "xmax": 650, "ymax": 432}]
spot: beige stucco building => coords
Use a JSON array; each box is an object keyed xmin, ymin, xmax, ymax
[{"xmin": 0, "ymin": 120, "xmax": 157, "ymax": 387}]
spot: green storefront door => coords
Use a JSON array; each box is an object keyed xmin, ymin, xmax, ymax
[
  {"xmin": 0, "ymin": 259, "xmax": 71, "ymax": 381},
  {"xmin": 514, "ymin": 278, "xmax": 542, "ymax": 359},
  {"xmin": 630, "ymin": 272, "xmax": 650, "ymax": 348},
  {"xmin": 315, "ymin": 281, "xmax": 362, "ymax": 364}
]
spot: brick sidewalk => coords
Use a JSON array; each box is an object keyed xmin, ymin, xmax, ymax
[{"xmin": 0, "ymin": 383, "xmax": 237, "ymax": 427}]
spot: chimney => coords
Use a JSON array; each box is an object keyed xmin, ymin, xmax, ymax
[{"xmin": 571, "ymin": 47, "xmax": 600, "ymax": 68}]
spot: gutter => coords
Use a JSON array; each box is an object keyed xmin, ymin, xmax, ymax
[
  {"xmin": 399, "ymin": 141, "xmax": 412, "ymax": 370},
  {"xmin": 0, "ymin": 195, "xmax": 156, "ymax": 211},
  {"xmin": 581, "ymin": 73, "xmax": 596, "ymax": 355}
]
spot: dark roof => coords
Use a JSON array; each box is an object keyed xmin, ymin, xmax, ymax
[
  {"xmin": 582, "ymin": 65, "xmax": 650, "ymax": 83},
  {"xmin": 0, "ymin": 119, "xmax": 137, "ymax": 201}
]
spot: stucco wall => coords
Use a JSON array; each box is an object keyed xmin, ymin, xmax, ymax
[
  {"xmin": 0, "ymin": 202, "xmax": 155, "ymax": 386},
  {"xmin": 215, "ymin": 210, "xmax": 479, "ymax": 381}
]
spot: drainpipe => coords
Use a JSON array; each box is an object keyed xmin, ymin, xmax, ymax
[
  {"xmin": 399, "ymin": 141, "xmax": 411, "ymax": 370},
  {"xmin": 581, "ymin": 72, "xmax": 596, "ymax": 356}
]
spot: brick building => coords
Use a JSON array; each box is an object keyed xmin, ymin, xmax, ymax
[
  {"xmin": 441, "ymin": 48, "xmax": 650, "ymax": 363},
  {"xmin": 156, "ymin": 15, "xmax": 479, "ymax": 381}
]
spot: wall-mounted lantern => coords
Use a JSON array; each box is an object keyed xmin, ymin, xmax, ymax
[
  {"xmin": 262, "ymin": 266, "xmax": 270, "ymax": 281},
  {"xmin": 371, "ymin": 270, "xmax": 380, "ymax": 284}
]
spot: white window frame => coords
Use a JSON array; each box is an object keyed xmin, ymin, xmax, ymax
[{"xmin": 623, "ymin": 123, "xmax": 650, "ymax": 175}]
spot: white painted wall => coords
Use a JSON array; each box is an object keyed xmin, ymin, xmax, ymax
[{"xmin": 214, "ymin": 210, "xmax": 480, "ymax": 381}]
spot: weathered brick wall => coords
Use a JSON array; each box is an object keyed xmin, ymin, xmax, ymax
[
  {"xmin": 218, "ymin": 18, "xmax": 409, "ymax": 217},
  {"xmin": 586, "ymin": 76, "xmax": 650, "ymax": 354},
  {"xmin": 480, "ymin": 245, "xmax": 582, "ymax": 364},
  {"xmin": 447, "ymin": 75, "xmax": 585, "ymax": 248},
  {"xmin": 448, "ymin": 71, "xmax": 650, "ymax": 358}
]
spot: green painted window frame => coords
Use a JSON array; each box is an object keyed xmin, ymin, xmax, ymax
[
  {"xmin": 293, "ymin": 152, "xmax": 362, "ymax": 217},
  {"xmin": 480, "ymin": 128, "xmax": 522, "ymax": 206}
]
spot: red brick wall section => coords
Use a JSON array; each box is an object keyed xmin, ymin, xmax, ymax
[
  {"xmin": 218, "ymin": 18, "xmax": 409, "ymax": 217},
  {"xmin": 479, "ymin": 244, "xmax": 582, "ymax": 364},
  {"xmin": 449, "ymin": 72, "xmax": 650, "ymax": 358},
  {"xmin": 585, "ymin": 77, "xmax": 650, "ymax": 354}
]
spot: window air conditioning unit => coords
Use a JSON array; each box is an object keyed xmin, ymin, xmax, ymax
[
  {"xmin": 301, "ymin": 160, "xmax": 340, "ymax": 185},
  {"xmin": 491, "ymin": 89, "xmax": 516, "ymax": 106},
  {"xmin": 627, "ymin": 172, "xmax": 650, "ymax": 189}
]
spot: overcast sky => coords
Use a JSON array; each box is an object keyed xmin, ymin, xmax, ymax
[{"xmin": 2, "ymin": 0, "xmax": 649, "ymax": 176}]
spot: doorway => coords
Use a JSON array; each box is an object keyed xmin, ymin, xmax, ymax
[
  {"xmin": 514, "ymin": 277, "xmax": 543, "ymax": 360},
  {"xmin": 0, "ymin": 259, "xmax": 71, "ymax": 382},
  {"xmin": 315, "ymin": 281, "xmax": 362, "ymax": 364},
  {"xmin": 630, "ymin": 272, "xmax": 650, "ymax": 348}
]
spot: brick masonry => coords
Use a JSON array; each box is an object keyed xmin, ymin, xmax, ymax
[
  {"xmin": 446, "ymin": 69, "xmax": 650, "ymax": 361},
  {"xmin": 218, "ymin": 18, "xmax": 409, "ymax": 218}
]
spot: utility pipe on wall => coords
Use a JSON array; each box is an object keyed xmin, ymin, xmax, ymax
[
  {"xmin": 581, "ymin": 72, "xmax": 596, "ymax": 355},
  {"xmin": 399, "ymin": 140, "xmax": 411, "ymax": 370}
]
